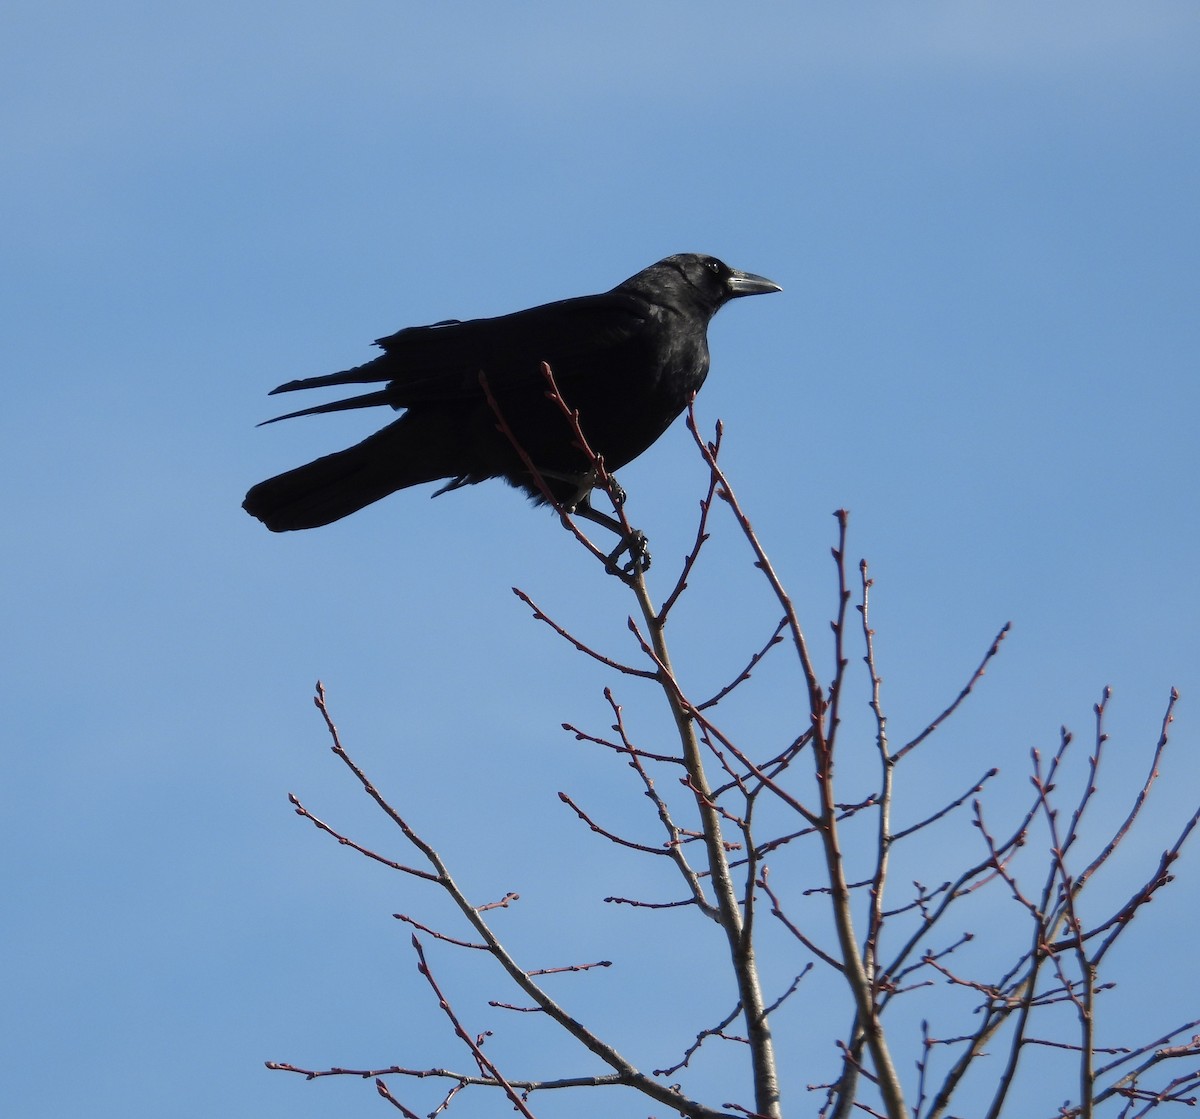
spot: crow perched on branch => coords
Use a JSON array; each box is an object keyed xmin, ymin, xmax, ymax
[{"xmin": 243, "ymin": 254, "xmax": 780, "ymax": 552}]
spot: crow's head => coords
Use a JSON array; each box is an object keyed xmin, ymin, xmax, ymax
[{"xmin": 624, "ymin": 253, "xmax": 781, "ymax": 318}]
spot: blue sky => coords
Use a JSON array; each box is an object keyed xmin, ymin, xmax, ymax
[{"xmin": 3, "ymin": 4, "xmax": 1198, "ymax": 1116}]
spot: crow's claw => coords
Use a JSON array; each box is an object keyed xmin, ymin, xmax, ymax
[{"xmin": 604, "ymin": 530, "xmax": 651, "ymax": 582}]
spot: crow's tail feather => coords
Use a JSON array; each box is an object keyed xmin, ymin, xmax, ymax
[
  {"xmin": 242, "ymin": 415, "xmax": 472, "ymax": 532},
  {"xmin": 269, "ymin": 357, "xmax": 389, "ymax": 396},
  {"xmin": 256, "ymin": 388, "xmax": 394, "ymax": 427}
]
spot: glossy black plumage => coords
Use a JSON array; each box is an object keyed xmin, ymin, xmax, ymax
[{"xmin": 243, "ymin": 253, "xmax": 780, "ymax": 533}]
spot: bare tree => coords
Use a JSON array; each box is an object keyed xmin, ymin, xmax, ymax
[{"xmin": 268, "ymin": 369, "xmax": 1199, "ymax": 1117}]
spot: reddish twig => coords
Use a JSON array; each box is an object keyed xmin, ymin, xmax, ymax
[
  {"xmin": 410, "ymin": 933, "xmax": 538, "ymax": 1117},
  {"xmin": 697, "ymin": 616, "xmax": 789, "ymax": 712},
  {"xmin": 513, "ymin": 587, "xmax": 658, "ymax": 678},
  {"xmin": 558, "ymin": 790, "xmax": 675, "ymax": 855},
  {"xmin": 288, "ymin": 792, "xmax": 439, "ymax": 882},
  {"xmin": 893, "ymin": 623, "xmax": 1011, "ymax": 763},
  {"xmin": 659, "ymin": 412, "xmax": 723, "ymax": 623},
  {"xmin": 392, "ymin": 913, "xmax": 487, "ymax": 949}
]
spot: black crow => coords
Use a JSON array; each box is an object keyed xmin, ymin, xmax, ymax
[{"xmin": 243, "ymin": 253, "xmax": 780, "ymax": 555}]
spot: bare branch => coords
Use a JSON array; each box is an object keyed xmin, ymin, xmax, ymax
[
  {"xmin": 698, "ymin": 616, "xmax": 789, "ymax": 712},
  {"xmin": 512, "ymin": 587, "xmax": 658, "ymax": 678},
  {"xmin": 894, "ymin": 623, "xmax": 1011, "ymax": 762},
  {"xmin": 659, "ymin": 420, "xmax": 724, "ymax": 623},
  {"xmin": 270, "ymin": 435, "xmax": 1194, "ymax": 1119},
  {"xmin": 288, "ymin": 792, "xmax": 439, "ymax": 882},
  {"xmin": 305, "ymin": 684, "xmax": 737, "ymax": 1119},
  {"xmin": 558, "ymin": 790, "xmax": 675, "ymax": 855}
]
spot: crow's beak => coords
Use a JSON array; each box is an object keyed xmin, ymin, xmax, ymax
[{"xmin": 726, "ymin": 269, "xmax": 782, "ymax": 298}]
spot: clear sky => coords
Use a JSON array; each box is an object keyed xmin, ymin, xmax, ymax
[{"xmin": 3, "ymin": 4, "xmax": 1198, "ymax": 1117}]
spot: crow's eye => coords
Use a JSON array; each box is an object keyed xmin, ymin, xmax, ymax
[{"xmin": 705, "ymin": 258, "xmax": 723, "ymax": 275}]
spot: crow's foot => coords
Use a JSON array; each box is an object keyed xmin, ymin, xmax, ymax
[{"xmin": 604, "ymin": 530, "xmax": 651, "ymax": 582}]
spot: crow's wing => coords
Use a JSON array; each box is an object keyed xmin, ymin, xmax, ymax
[{"xmin": 261, "ymin": 291, "xmax": 653, "ymax": 423}]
